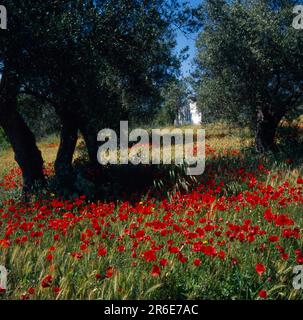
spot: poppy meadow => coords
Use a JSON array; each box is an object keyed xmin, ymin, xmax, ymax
[{"xmin": 0, "ymin": 124, "xmax": 302, "ymax": 300}]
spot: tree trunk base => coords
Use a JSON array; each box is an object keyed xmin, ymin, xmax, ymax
[
  {"xmin": 0, "ymin": 71, "xmax": 45, "ymax": 196},
  {"xmin": 53, "ymin": 111, "xmax": 79, "ymax": 193},
  {"xmin": 255, "ymin": 107, "xmax": 282, "ymax": 153}
]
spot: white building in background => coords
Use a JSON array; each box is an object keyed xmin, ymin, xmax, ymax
[
  {"xmin": 189, "ymin": 100, "xmax": 201, "ymax": 125},
  {"xmin": 175, "ymin": 98, "xmax": 202, "ymax": 126}
]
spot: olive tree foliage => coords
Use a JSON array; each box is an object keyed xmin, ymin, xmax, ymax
[
  {"xmin": 0, "ymin": 0, "xmax": 196, "ymax": 193},
  {"xmin": 193, "ymin": 0, "xmax": 303, "ymax": 152},
  {"xmin": 157, "ymin": 79, "xmax": 189, "ymax": 126},
  {"xmin": 17, "ymin": 95, "xmax": 60, "ymax": 139}
]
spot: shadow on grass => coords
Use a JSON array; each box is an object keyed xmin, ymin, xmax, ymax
[
  {"xmin": 48, "ymin": 162, "xmax": 197, "ymax": 202},
  {"xmin": 47, "ymin": 125, "xmax": 303, "ymax": 202}
]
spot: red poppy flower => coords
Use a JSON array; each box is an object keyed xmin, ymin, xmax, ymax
[
  {"xmin": 297, "ymin": 176, "xmax": 303, "ymax": 184},
  {"xmin": 160, "ymin": 259, "xmax": 168, "ymax": 267},
  {"xmin": 46, "ymin": 253, "xmax": 53, "ymax": 262},
  {"xmin": 217, "ymin": 250, "xmax": 226, "ymax": 260},
  {"xmin": 105, "ymin": 267, "xmax": 114, "ymax": 278},
  {"xmin": 118, "ymin": 245, "xmax": 125, "ymax": 252},
  {"xmin": 98, "ymin": 247, "xmax": 107, "ymax": 257},
  {"xmin": 169, "ymin": 246, "xmax": 180, "ymax": 254},
  {"xmin": 295, "ymin": 249, "xmax": 302, "ymax": 256},
  {"xmin": 143, "ymin": 250, "xmax": 157, "ymax": 262},
  {"xmin": 258, "ymin": 164, "xmax": 265, "ymax": 171},
  {"xmin": 80, "ymin": 244, "xmax": 88, "ymax": 251},
  {"xmin": 28, "ymin": 287, "xmax": 35, "ymax": 295},
  {"xmin": 264, "ymin": 209, "xmax": 275, "ymax": 222},
  {"xmin": 194, "ymin": 258, "xmax": 201, "ymax": 266},
  {"xmin": 71, "ymin": 252, "xmax": 83, "ymax": 259},
  {"xmin": 202, "ymin": 245, "xmax": 217, "ymax": 256},
  {"xmin": 135, "ymin": 230, "xmax": 145, "ymax": 239},
  {"xmin": 258, "ymin": 290, "xmax": 267, "ymax": 299},
  {"xmin": 281, "ymin": 253, "xmax": 289, "ymax": 261},
  {"xmin": 296, "ymin": 255, "xmax": 303, "ymax": 264},
  {"xmin": 52, "ymin": 287, "xmax": 61, "ymax": 295},
  {"xmin": 151, "ymin": 265, "xmax": 161, "ymax": 277},
  {"xmin": 41, "ymin": 275, "xmax": 53, "ymax": 288},
  {"xmin": 178, "ymin": 253, "xmax": 188, "ymax": 264},
  {"xmin": 268, "ymin": 235, "xmax": 279, "ymax": 243},
  {"xmin": 275, "ymin": 214, "xmax": 294, "ymax": 227},
  {"xmin": 256, "ymin": 263, "xmax": 266, "ymax": 276}
]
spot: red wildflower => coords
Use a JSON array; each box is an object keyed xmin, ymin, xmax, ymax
[
  {"xmin": 28, "ymin": 287, "xmax": 35, "ymax": 295},
  {"xmin": 202, "ymin": 245, "xmax": 216, "ymax": 256},
  {"xmin": 297, "ymin": 176, "xmax": 303, "ymax": 184},
  {"xmin": 143, "ymin": 250, "xmax": 157, "ymax": 262},
  {"xmin": 151, "ymin": 265, "xmax": 161, "ymax": 277},
  {"xmin": 194, "ymin": 258, "xmax": 201, "ymax": 266},
  {"xmin": 264, "ymin": 209, "xmax": 275, "ymax": 222},
  {"xmin": 256, "ymin": 263, "xmax": 266, "ymax": 276},
  {"xmin": 118, "ymin": 245, "xmax": 125, "ymax": 252},
  {"xmin": 296, "ymin": 255, "xmax": 303, "ymax": 264},
  {"xmin": 275, "ymin": 214, "xmax": 294, "ymax": 227},
  {"xmin": 98, "ymin": 247, "xmax": 108, "ymax": 257},
  {"xmin": 178, "ymin": 253, "xmax": 188, "ymax": 263},
  {"xmin": 160, "ymin": 259, "xmax": 168, "ymax": 267},
  {"xmin": 46, "ymin": 253, "xmax": 53, "ymax": 262},
  {"xmin": 80, "ymin": 244, "xmax": 88, "ymax": 251},
  {"xmin": 258, "ymin": 164, "xmax": 265, "ymax": 171},
  {"xmin": 52, "ymin": 287, "xmax": 61, "ymax": 295},
  {"xmin": 268, "ymin": 235, "xmax": 279, "ymax": 243},
  {"xmin": 169, "ymin": 246, "xmax": 180, "ymax": 254},
  {"xmin": 217, "ymin": 250, "xmax": 226, "ymax": 260},
  {"xmin": 105, "ymin": 267, "xmax": 114, "ymax": 278},
  {"xmin": 135, "ymin": 230, "xmax": 145, "ymax": 239},
  {"xmin": 258, "ymin": 290, "xmax": 267, "ymax": 299},
  {"xmin": 41, "ymin": 275, "xmax": 53, "ymax": 288},
  {"xmin": 71, "ymin": 252, "xmax": 83, "ymax": 259}
]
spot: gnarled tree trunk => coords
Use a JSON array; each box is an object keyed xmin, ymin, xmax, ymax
[
  {"xmin": 255, "ymin": 106, "xmax": 284, "ymax": 153},
  {"xmin": 78, "ymin": 120, "xmax": 99, "ymax": 167},
  {"xmin": 54, "ymin": 111, "xmax": 78, "ymax": 183},
  {"xmin": 0, "ymin": 71, "xmax": 45, "ymax": 194}
]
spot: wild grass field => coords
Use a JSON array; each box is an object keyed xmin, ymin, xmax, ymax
[{"xmin": 0, "ymin": 123, "xmax": 302, "ymax": 300}]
